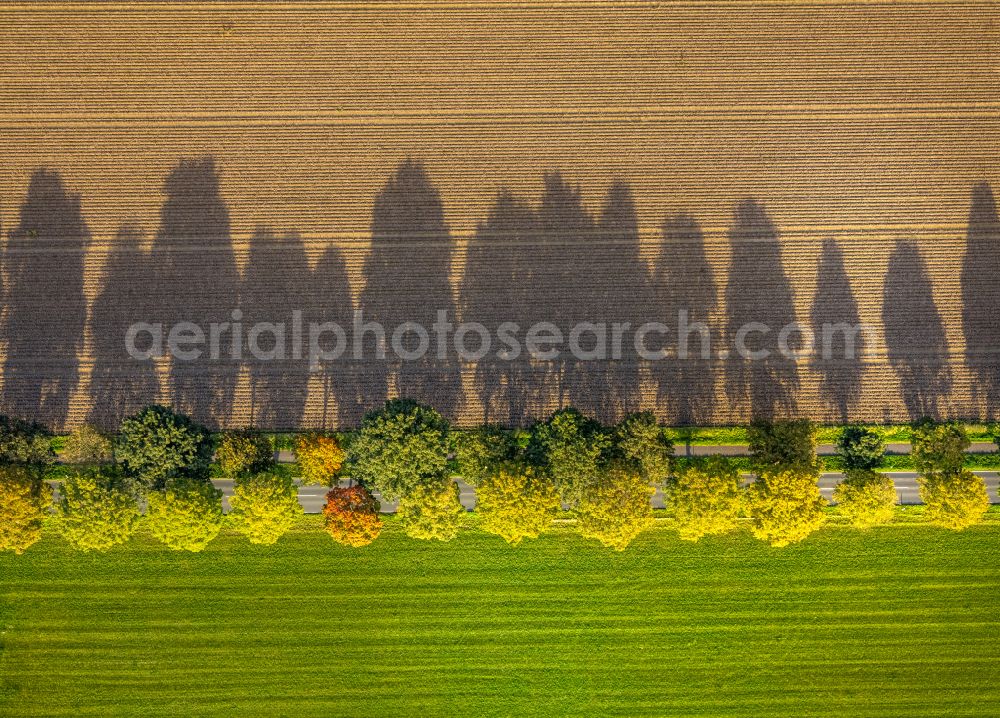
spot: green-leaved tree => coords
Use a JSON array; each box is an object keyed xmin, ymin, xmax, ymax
[
  {"xmin": 115, "ymin": 405, "xmax": 213, "ymax": 489},
  {"xmin": 836, "ymin": 425, "xmax": 886, "ymax": 471},
  {"xmin": 911, "ymin": 418, "xmax": 969, "ymax": 475},
  {"xmin": 526, "ymin": 408, "xmax": 610, "ymax": 504},
  {"xmin": 0, "ymin": 415, "xmax": 54, "ymax": 465},
  {"xmin": 612, "ymin": 412, "xmax": 674, "ymax": 484},
  {"xmin": 348, "ymin": 399, "xmax": 450, "ymax": 501},
  {"xmin": 452, "ymin": 425, "xmax": 520, "ymax": 486},
  {"xmin": 216, "ymin": 430, "xmax": 275, "ymax": 477},
  {"xmin": 747, "ymin": 419, "xmax": 818, "ymax": 475}
]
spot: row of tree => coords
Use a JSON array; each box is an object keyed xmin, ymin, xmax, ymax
[
  {"xmin": 3, "ymin": 159, "xmax": 999, "ymax": 430},
  {"xmin": 0, "ymin": 402, "xmax": 992, "ymax": 555}
]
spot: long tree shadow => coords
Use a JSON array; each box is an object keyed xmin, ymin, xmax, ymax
[
  {"xmin": 2, "ymin": 169, "xmax": 88, "ymax": 429},
  {"xmin": 359, "ymin": 160, "xmax": 462, "ymax": 418},
  {"xmin": 883, "ymin": 239, "xmax": 951, "ymax": 419},
  {"xmin": 461, "ymin": 190, "xmax": 536, "ymax": 425},
  {"xmin": 654, "ymin": 213, "xmax": 718, "ymax": 425},
  {"xmin": 566, "ymin": 180, "xmax": 646, "ymax": 422},
  {"xmin": 150, "ymin": 157, "xmax": 240, "ymax": 427},
  {"xmin": 534, "ymin": 172, "xmax": 594, "ymax": 412},
  {"xmin": 240, "ymin": 227, "xmax": 310, "ymax": 429},
  {"xmin": 961, "ymin": 181, "xmax": 1000, "ymax": 418},
  {"xmin": 88, "ymin": 224, "xmax": 160, "ymax": 428},
  {"xmin": 311, "ymin": 242, "xmax": 363, "ymax": 426},
  {"xmin": 723, "ymin": 199, "xmax": 799, "ymax": 419},
  {"xmin": 810, "ymin": 237, "xmax": 865, "ymax": 423}
]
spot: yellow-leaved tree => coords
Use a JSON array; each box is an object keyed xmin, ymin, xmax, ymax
[
  {"xmin": 146, "ymin": 478, "xmax": 224, "ymax": 552},
  {"xmin": 746, "ymin": 468, "xmax": 826, "ymax": 547},
  {"xmin": 919, "ymin": 469, "xmax": 990, "ymax": 530},
  {"xmin": 664, "ymin": 457, "xmax": 742, "ymax": 541},
  {"xmin": 576, "ymin": 464, "xmax": 655, "ymax": 551},
  {"xmin": 295, "ymin": 434, "xmax": 346, "ymax": 486},
  {"xmin": 833, "ymin": 469, "xmax": 896, "ymax": 529},
  {"xmin": 397, "ymin": 481, "xmax": 465, "ymax": 542},
  {"xmin": 477, "ymin": 466, "xmax": 560, "ymax": 546},
  {"xmin": 228, "ymin": 473, "xmax": 301, "ymax": 545},
  {"xmin": 0, "ymin": 465, "xmax": 52, "ymax": 554},
  {"xmin": 57, "ymin": 470, "xmax": 139, "ymax": 551}
]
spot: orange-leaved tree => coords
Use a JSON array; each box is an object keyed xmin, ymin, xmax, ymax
[{"xmin": 323, "ymin": 485, "xmax": 382, "ymax": 547}]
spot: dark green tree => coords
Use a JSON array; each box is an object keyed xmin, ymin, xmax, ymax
[
  {"xmin": 114, "ymin": 405, "xmax": 213, "ymax": 489},
  {"xmin": 747, "ymin": 418, "xmax": 818, "ymax": 474},
  {"xmin": 526, "ymin": 408, "xmax": 611, "ymax": 504},
  {"xmin": 0, "ymin": 415, "xmax": 54, "ymax": 465},
  {"xmin": 347, "ymin": 399, "xmax": 450, "ymax": 501},
  {"xmin": 611, "ymin": 411, "xmax": 674, "ymax": 484},
  {"xmin": 836, "ymin": 425, "xmax": 886, "ymax": 471},
  {"xmin": 216, "ymin": 430, "xmax": 275, "ymax": 477},
  {"xmin": 451, "ymin": 425, "xmax": 520, "ymax": 486},
  {"xmin": 911, "ymin": 418, "xmax": 969, "ymax": 476}
]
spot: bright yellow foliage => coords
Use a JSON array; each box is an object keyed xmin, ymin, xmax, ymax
[
  {"xmin": 576, "ymin": 465, "xmax": 655, "ymax": 551},
  {"xmin": 664, "ymin": 458, "xmax": 742, "ymax": 541},
  {"xmin": 397, "ymin": 481, "xmax": 465, "ymax": 542},
  {"xmin": 57, "ymin": 472, "xmax": 139, "ymax": 551},
  {"xmin": 477, "ymin": 466, "xmax": 560, "ymax": 546},
  {"xmin": 746, "ymin": 469, "xmax": 827, "ymax": 547},
  {"xmin": 146, "ymin": 478, "xmax": 224, "ymax": 552},
  {"xmin": 0, "ymin": 466, "xmax": 52, "ymax": 554},
  {"xmin": 228, "ymin": 473, "xmax": 301, "ymax": 545},
  {"xmin": 833, "ymin": 470, "xmax": 896, "ymax": 530},
  {"xmin": 295, "ymin": 434, "xmax": 346, "ymax": 486},
  {"xmin": 919, "ymin": 470, "xmax": 990, "ymax": 531}
]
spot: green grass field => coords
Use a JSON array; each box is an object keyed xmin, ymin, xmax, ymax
[{"xmin": 2, "ymin": 518, "xmax": 999, "ymax": 717}]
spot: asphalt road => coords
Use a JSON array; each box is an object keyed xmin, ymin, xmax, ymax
[
  {"xmin": 213, "ymin": 472, "xmax": 1000, "ymax": 514},
  {"xmin": 681, "ymin": 443, "xmax": 998, "ymax": 456},
  {"xmin": 278, "ymin": 444, "xmax": 999, "ymax": 463}
]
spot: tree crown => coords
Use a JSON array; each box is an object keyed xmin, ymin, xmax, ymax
[
  {"xmin": 115, "ymin": 405, "xmax": 213, "ymax": 489},
  {"xmin": 836, "ymin": 425, "xmax": 886, "ymax": 471},
  {"xmin": 348, "ymin": 399, "xmax": 450, "ymax": 501}
]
